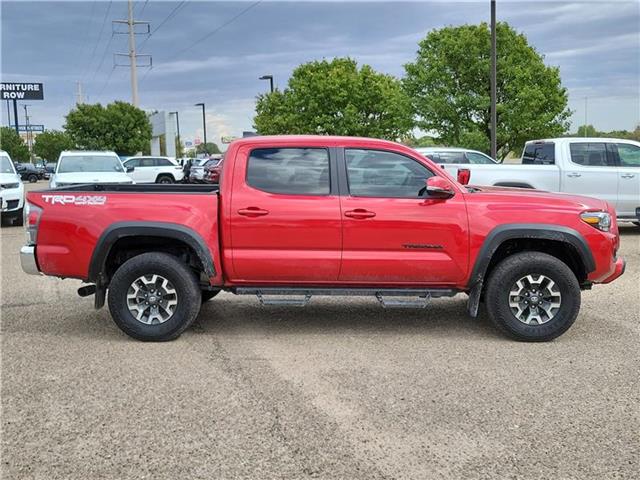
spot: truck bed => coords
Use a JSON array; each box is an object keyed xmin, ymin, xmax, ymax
[{"xmin": 50, "ymin": 183, "xmax": 220, "ymax": 194}]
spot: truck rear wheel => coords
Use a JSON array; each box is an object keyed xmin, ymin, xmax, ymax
[
  {"xmin": 107, "ymin": 252, "xmax": 201, "ymax": 341},
  {"xmin": 484, "ymin": 252, "xmax": 580, "ymax": 342}
]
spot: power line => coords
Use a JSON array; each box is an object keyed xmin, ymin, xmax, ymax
[
  {"xmin": 83, "ymin": 1, "xmax": 114, "ymax": 79},
  {"xmin": 139, "ymin": 0, "xmax": 150, "ymax": 16},
  {"xmin": 138, "ymin": 1, "xmax": 189, "ymax": 51},
  {"xmin": 77, "ymin": 0, "xmax": 99, "ymax": 75},
  {"xmin": 159, "ymin": 0, "xmax": 262, "ymax": 68},
  {"xmin": 91, "ymin": 33, "xmax": 115, "ymax": 82}
]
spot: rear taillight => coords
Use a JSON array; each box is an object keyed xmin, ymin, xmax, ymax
[
  {"xmin": 24, "ymin": 201, "xmax": 42, "ymax": 244},
  {"xmin": 457, "ymin": 168, "xmax": 471, "ymax": 185}
]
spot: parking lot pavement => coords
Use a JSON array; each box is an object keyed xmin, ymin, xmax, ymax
[{"xmin": 1, "ymin": 182, "xmax": 639, "ymax": 480}]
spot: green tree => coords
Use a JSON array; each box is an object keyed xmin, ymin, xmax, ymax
[
  {"xmin": 32, "ymin": 130, "xmax": 75, "ymax": 162},
  {"xmin": 196, "ymin": 142, "xmax": 221, "ymax": 155},
  {"xmin": 254, "ymin": 57, "xmax": 414, "ymax": 140},
  {"xmin": 64, "ymin": 101, "xmax": 152, "ymax": 156},
  {"xmin": 573, "ymin": 124, "xmax": 600, "ymax": 137},
  {"xmin": 404, "ymin": 22, "xmax": 571, "ymax": 160},
  {"xmin": 0, "ymin": 127, "xmax": 30, "ymax": 162}
]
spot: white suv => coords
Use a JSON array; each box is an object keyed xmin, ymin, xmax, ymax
[
  {"xmin": 0, "ymin": 150, "xmax": 25, "ymax": 225},
  {"xmin": 49, "ymin": 151, "xmax": 134, "ymax": 188},
  {"xmin": 122, "ymin": 156, "xmax": 184, "ymax": 184}
]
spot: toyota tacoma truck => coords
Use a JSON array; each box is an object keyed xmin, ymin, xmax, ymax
[{"xmin": 20, "ymin": 136, "xmax": 625, "ymax": 342}]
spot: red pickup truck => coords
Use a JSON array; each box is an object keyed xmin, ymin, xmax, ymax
[{"xmin": 21, "ymin": 136, "xmax": 625, "ymax": 342}]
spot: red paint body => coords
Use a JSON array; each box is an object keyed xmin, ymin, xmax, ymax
[{"xmin": 27, "ymin": 136, "xmax": 624, "ymax": 289}]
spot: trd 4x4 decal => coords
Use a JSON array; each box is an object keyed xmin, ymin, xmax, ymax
[{"xmin": 41, "ymin": 195, "xmax": 107, "ymax": 206}]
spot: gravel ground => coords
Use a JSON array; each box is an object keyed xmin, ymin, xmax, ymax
[{"xmin": 2, "ymin": 182, "xmax": 639, "ymax": 479}]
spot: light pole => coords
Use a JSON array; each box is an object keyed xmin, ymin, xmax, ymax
[
  {"xmin": 194, "ymin": 103, "xmax": 207, "ymax": 153},
  {"xmin": 490, "ymin": 0, "xmax": 497, "ymax": 160},
  {"xmin": 170, "ymin": 111, "xmax": 181, "ymax": 156},
  {"xmin": 259, "ymin": 75, "xmax": 274, "ymax": 93}
]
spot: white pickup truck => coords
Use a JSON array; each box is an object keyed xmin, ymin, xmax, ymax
[{"xmin": 416, "ymin": 137, "xmax": 640, "ymax": 222}]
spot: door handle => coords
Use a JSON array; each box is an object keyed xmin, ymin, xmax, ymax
[
  {"xmin": 238, "ymin": 207, "xmax": 269, "ymax": 217},
  {"xmin": 567, "ymin": 172, "xmax": 581, "ymax": 178},
  {"xmin": 344, "ymin": 209, "xmax": 376, "ymax": 219},
  {"xmin": 621, "ymin": 173, "xmax": 635, "ymax": 179}
]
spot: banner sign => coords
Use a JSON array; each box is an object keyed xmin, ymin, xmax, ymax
[
  {"xmin": 1, "ymin": 83, "xmax": 44, "ymax": 100},
  {"xmin": 18, "ymin": 124, "xmax": 45, "ymax": 132}
]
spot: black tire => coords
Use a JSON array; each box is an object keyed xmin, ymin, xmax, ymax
[
  {"xmin": 485, "ymin": 252, "xmax": 580, "ymax": 342},
  {"xmin": 201, "ymin": 289, "xmax": 220, "ymax": 302},
  {"xmin": 156, "ymin": 175, "xmax": 174, "ymax": 184},
  {"xmin": 28, "ymin": 174, "xmax": 38, "ymax": 183},
  {"xmin": 633, "ymin": 221, "xmax": 640, "ymax": 228},
  {"xmin": 107, "ymin": 252, "xmax": 202, "ymax": 341}
]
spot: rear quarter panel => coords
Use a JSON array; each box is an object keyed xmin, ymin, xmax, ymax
[{"xmin": 28, "ymin": 191, "xmax": 222, "ymax": 284}]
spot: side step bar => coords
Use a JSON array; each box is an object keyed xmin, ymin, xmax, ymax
[{"xmin": 234, "ymin": 287, "xmax": 458, "ymax": 309}]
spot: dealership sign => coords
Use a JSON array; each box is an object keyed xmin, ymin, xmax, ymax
[
  {"xmin": 0, "ymin": 82, "xmax": 44, "ymax": 100},
  {"xmin": 18, "ymin": 124, "xmax": 45, "ymax": 132}
]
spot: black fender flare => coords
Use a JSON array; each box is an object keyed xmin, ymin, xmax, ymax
[
  {"xmin": 466, "ymin": 224, "xmax": 595, "ymax": 316},
  {"xmin": 88, "ymin": 221, "xmax": 216, "ymax": 284}
]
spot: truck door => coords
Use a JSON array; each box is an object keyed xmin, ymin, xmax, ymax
[
  {"xmin": 562, "ymin": 142, "xmax": 618, "ymax": 207},
  {"xmin": 338, "ymin": 148, "xmax": 468, "ymax": 284},
  {"xmin": 229, "ymin": 146, "xmax": 342, "ymax": 282},
  {"xmin": 609, "ymin": 142, "xmax": 640, "ymax": 218}
]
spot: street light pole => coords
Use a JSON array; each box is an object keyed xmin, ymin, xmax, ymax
[
  {"xmin": 259, "ymin": 75, "xmax": 274, "ymax": 93},
  {"xmin": 170, "ymin": 111, "xmax": 180, "ymax": 156},
  {"xmin": 195, "ymin": 103, "xmax": 207, "ymax": 153},
  {"xmin": 490, "ymin": 0, "xmax": 497, "ymax": 160}
]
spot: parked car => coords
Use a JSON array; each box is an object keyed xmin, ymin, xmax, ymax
[
  {"xmin": 122, "ymin": 156, "xmax": 184, "ymax": 184},
  {"xmin": 189, "ymin": 155, "xmax": 222, "ymax": 183},
  {"xmin": 416, "ymin": 147, "xmax": 498, "ymax": 166},
  {"xmin": 202, "ymin": 158, "xmax": 224, "ymax": 183},
  {"xmin": 15, "ymin": 162, "xmax": 45, "ymax": 183},
  {"xmin": 0, "ymin": 150, "xmax": 25, "ymax": 225},
  {"xmin": 416, "ymin": 138, "xmax": 640, "ymax": 223},
  {"xmin": 21, "ymin": 136, "xmax": 625, "ymax": 342},
  {"xmin": 49, "ymin": 151, "xmax": 135, "ymax": 188},
  {"xmin": 43, "ymin": 162, "xmax": 56, "ymax": 180}
]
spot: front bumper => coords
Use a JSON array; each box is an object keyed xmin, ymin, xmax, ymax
[
  {"xmin": 601, "ymin": 257, "xmax": 626, "ymax": 284},
  {"xmin": 1, "ymin": 187, "xmax": 24, "ymax": 213},
  {"xmin": 20, "ymin": 245, "xmax": 41, "ymax": 275}
]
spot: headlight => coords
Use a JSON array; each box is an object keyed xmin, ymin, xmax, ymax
[
  {"xmin": 0, "ymin": 183, "xmax": 19, "ymax": 189},
  {"xmin": 580, "ymin": 211, "xmax": 611, "ymax": 232}
]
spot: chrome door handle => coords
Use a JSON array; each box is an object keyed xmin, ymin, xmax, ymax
[
  {"xmin": 567, "ymin": 172, "xmax": 581, "ymax": 178},
  {"xmin": 621, "ymin": 173, "xmax": 635, "ymax": 179}
]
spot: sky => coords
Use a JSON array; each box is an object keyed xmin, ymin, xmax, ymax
[{"xmin": 1, "ymin": 0, "xmax": 639, "ymax": 149}]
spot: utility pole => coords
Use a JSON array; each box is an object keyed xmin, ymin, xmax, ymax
[
  {"xmin": 23, "ymin": 104, "xmax": 33, "ymax": 163},
  {"xmin": 170, "ymin": 111, "xmax": 180, "ymax": 156},
  {"xmin": 76, "ymin": 81, "xmax": 85, "ymax": 104},
  {"xmin": 490, "ymin": 0, "xmax": 497, "ymax": 160},
  {"xmin": 114, "ymin": 0, "xmax": 150, "ymax": 107}
]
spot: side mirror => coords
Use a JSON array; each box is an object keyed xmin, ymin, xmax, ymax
[
  {"xmin": 126, "ymin": 166, "xmax": 135, "ymax": 173},
  {"xmin": 425, "ymin": 176, "xmax": 455, "ymax": 199},
  {"xmin": 457, "ymin": 168, "xmax": 471, "ymax": 185}
]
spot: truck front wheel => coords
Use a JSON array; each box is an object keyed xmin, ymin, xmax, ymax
[
  {"xmin": 107, "ymin": 252, "xmax": 202, "ymax": 341},
  {"xmin": 484, "ymin": 252, "xmax": 580, "ymax": 342}
]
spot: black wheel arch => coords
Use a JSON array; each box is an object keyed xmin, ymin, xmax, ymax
[
  {"xmin": 466, "ymin": 224, "xmax": 595, "ymax": 317},
  {"xmin": 155, "ymin": 173, "xmax": 175, "ymax": 182},
  {"xmin": 88, "ymin": 222, "xmax": 216, "ymax": 287}
]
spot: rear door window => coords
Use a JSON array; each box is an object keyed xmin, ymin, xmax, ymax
[
  {"xmin": 522, "ymin": 143, "xmax": 555, "ymax": 164},
  {"xmin": 156, "ymin": 158, "xmax": 173, "ymax": 167},
  {"xmin": 569, "ymin": 143, "xmax": 612, "ymax": 166},
  {"xmin": 247, "ymin": 148, "xmax": 330, "ymax": 195}
]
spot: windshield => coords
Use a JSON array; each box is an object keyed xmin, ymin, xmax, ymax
[
  {"xmin": 0, "ymin": 155, "xmax": 16, "ymax": 174},
  {"xmin": 57, "ymin": 155, "xmax": 124, "ymax": 173}
]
